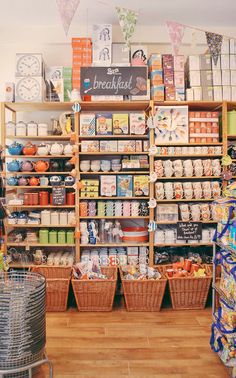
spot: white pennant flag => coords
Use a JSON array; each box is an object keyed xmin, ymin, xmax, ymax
[
  {"xmin": 116, "ymin": 7, "xmax": 139, "ymax": 46},
  {"xmin": 56, "ymin": 0, "xmax": 80, "ymax": 35}
]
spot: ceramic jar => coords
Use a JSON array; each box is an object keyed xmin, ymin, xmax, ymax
[
  {"xmin": 6, "ymin": 121, "xmax": 15, "ymax": 136},
  {"xmin": 41, "ymin": 210, "xmax": 51, "ymax": 225},
  {"xmin": 38, "ymin": 123, "xmax": 48, "ymax": 136},
  {"xmin": 51, "ymin": 211, "xmax": 59, "ymax": 225},
  {"xmin": 27, "ymin": 121, "xmax": 38, "ymax": 136},
  {"xmin": 59, "ymin": 211, "xmax": 68, "ymax": 225},
  {"xmin": 16, "ymin": 121, "xmax": 27, "ymax": 136}
]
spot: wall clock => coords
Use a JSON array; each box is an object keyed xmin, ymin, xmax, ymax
[
  {"xmin": 154, "ymin": 106, "xmax": 189, "ymax": 144},
  {"xmin": 15, "ymin": 77, "xmax": 44, "ymax": 102},
  {"xmin": 16, "ymin": 53, "xmax": 43, "ymax": 77}
]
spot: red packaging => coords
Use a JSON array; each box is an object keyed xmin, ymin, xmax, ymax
[
  {"xmin": 39, "ymin": 191, "xmax": 49, "ymax": 206},
  {"xmin": 164, "ymin": 70, "xmax": 174, "ymax": 85},
  {"xmin": 67, "ymin": 192, "xmax": 75, "ymax": 205},
  {"xmin": 162, "ymin": 54, "xmax": 174, "ymax": 70},
  {"xmin": 31, "ymin": 192, "xmax": 39, "ymax": 205}
]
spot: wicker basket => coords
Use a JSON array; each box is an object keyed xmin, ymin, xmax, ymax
[
  {"xmin": 120, "ymin": 267, "xmax": 167, "ymax": 312},
  {"xmin": 163, "ymin": 264, "xmax": 212, "ymax": 310},
  {"xmin": 71, "ymin": 267, "xmax": 117, "ymax": 312},
  {"xmin": 31, "ymin": 266, "xmax": 72, "ymax": 312}
]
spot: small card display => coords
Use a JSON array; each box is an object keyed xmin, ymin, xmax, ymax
[
  {"xmin": 52, "ymin": 187, "xmax": 66, "ymax": 205},
  {"xmin": 112, "ymin": 113, "xmax": 129, "ymax": 135},
  {"xmin": 177, "ymin": 222, "xmax": 202, "ymax": 240},
  {"xmin": 96, "ymin": 113, "xmax": 112, "ymax": 135},
  {"xmin": 117, "ymin": 175, "xmax": 133, "ymax": 197},
  {"xmin": 130, "ymin": 113, "xmax": 146, "ymax": 135},
  {"xmin": 133, "ymin": 175, "xmax": 149, "ymax": 196},
  {"xmin": 80, "ymin": 113, "xmax": 96, "ymax": 135},
  {"xmin": 100, "ymin": 175, "xmax": 117, "ymax": 196}
]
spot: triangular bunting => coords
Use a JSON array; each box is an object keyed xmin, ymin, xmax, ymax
[
  {"xmin": 166, "ymin": 21, "xmax": 185, "ymax": 55},
  {"xmin": 205, "ymin": 31, "xmax": 223, "ymax": 65},
  {"xmin": 56, "ymin": 0, "xmax": 80, "ymax": 36},
  {"xmin": 116, "ymin": 7, "xmax": 138, "ymax": 46}
]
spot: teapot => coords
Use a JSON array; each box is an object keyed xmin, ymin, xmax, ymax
[
  {"xmin": 37, "ymin": 143, "xmax": 50, "ymax": 156},
  {"xmin": 20, "ymin": 160, "xmax": 34, "ymax": 172},
  {"xmin": 64, "ymin": 160, "xmax": 74, "ymax": 172},
  {"xmin": 50, "ymin": 175, "xmax": 62, "ymax": 186},
  {"xmin": 18, "ymin": 176, "xmax": 29, "ymax": 186},
  {"xmin": 64, "ymin": 176, "xmax": 75, "ymax": 186},
  {"xmin": 22, "ymin": 142, "xmax": 37, "ymax": 156},
  {"xmin": 50, "ymin": 143, "xmax": 64, "ymax": 155},
  {"xmin": 49, "ymin": 160, "xmax": 60, "ymax": 172},
  {"xmin": 63, "ymin": 143, "xmax": 73, "ymax": 155},
  {"xmin": 29, "ymin": 177, "xmax": 40, "ymax": 186},
  {"xmin": 35, "ymin": 160, "xmax": 49, "ymax": 172},
  {"xmin": 7, "ymin": 176, "xmax": 18, "ymax": 186},
  {"xmin": 7, "ymin": 160, "xmax": 20, "ymax": 172},
  {"xmin": 67, "ymin": 89, "xmax": 81, "ymax": 102},
  {"xmin": 8, "ymin": 142, "xmax": 23, "ymax": 156}
]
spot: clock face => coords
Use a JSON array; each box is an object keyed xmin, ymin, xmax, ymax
[
  {"xmin": 17, "ymin": 55, "xmax": 40, "ymax": 76},
  {"xmin": 16, "ymin": 77, "xmax": 41, "ymax": 101}
]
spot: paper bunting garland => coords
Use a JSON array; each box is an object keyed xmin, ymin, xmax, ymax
[
  {"xmin": 166, "ymin": 21, "xmax": 185, "ymax": 55},
  {"xmin": 56, "ymin": 0, "xmax": 80, "ymax": 35},
  {"xmin": 116, "ymin": 7, "xmax": 138, "ymax": 46},
  {"xmin": 205, "ymin": 31, "xmax": 223, "ymax": 65}
]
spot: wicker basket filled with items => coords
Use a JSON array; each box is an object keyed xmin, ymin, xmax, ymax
[
  {"xmin": 31, "ymin": 266, "xmax": 72, "ymax": 312},
  {"xmin": 163, "ymin": 259, "xmax": 212, "ymax": 310},
  {"xmin": 72, "ymin": 262, "xmax": 117, "ymax": 311},
  {"xmin": 120, "ymin": 265, "xmax": 167, "ymax": 311}
]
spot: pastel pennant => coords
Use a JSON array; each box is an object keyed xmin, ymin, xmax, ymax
[
  {"xmin": 116, "ymin": 7, "xmax": 138, "ymax": 46},
  {"xmin": 166, "ymin": 21, "xmax": 185, "ymax": 55},
  {"xmin": 56, "ymin": 0, "xmax": 80, "ymax": 35},
  {"xmin": 205, "ymin": 31, "xmax": 223, "ymax": 65}
]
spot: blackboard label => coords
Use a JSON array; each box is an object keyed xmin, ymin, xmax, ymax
[
  {"xmin": 177, "ymin": 222, "xmax": 202, "ymax": 241},
  {"xmin": 80, "ymin": 67, "xmax": 147, "ymax": 96},
  {"xmin": 52, "ymin": 187, "xmax": 66, "ymax": 206}
]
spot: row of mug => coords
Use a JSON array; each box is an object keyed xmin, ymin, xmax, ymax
[
  {"xmin": 155, "ymin": 181, "xmax": 221, "ymax": 200},
  {"xmin": 154, "ymin": 159, "xmax": 221, "ymax": 177},
  {"xmin": 155, "ymin": 146, "xmax": 222, "ymax": 156},
  {"xmin": 79, "ymin": 200, "xmax": 149, "ymax": 217},
  {"xmin": 154, "ymin": 227, "xmax": 215, "ymax": 244},
  {"xmin": 81, "ymin": 247, "xmax": 149, "ymax": 266},
  {"xmin": 80, "ymin": 159, "xmax": 122, "ymax": 172}
]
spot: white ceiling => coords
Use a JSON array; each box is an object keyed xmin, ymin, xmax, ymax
[{"xmin": 0, "ymin": 0, "xmax": 235, "ymax": 28}]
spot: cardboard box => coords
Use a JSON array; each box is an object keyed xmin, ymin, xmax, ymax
[
  {"xmin": 223, "ymin": 86, "xmax": 231, "ymax": 101},
  {"xmin": 80, "ymin": 113, "xmax": 96, "ymax": 135},
  {"xmin": 230, "ymin": 55, "xmax": 236, "ymax": 69},
  {"xmin": 163, "ymin": 69, "xmax": 174, "ymax": 85},
  {"xmin": 188, "ymin": 55, "xmax": 200, "ymax": 70},
  {"xmin": 231, "ymin": 86, "xmax": 236, "ymax": 100},
  {"xmin": 131, "ymin": 45, "xmax": 148, "ymax": 65},
  {"xmin": 133, "ymin": 175, "xmax": 149, "ymax": 196},
  {"xmin": 221, "ymin": 39, "xmax": 230, "ymax": 54},
  {"xmin": 150, "ymin": 70, "xmax": 163, "ymax": 85},
  {"xmin": 222, "ymin": 70, "xmax": 231, "ymax": 85},
  {"xmin": 174, "ymin": 55, "xmax": 185, "ymax": 71},
  {"xmin": 96, "ymin": 113, "xmax": 112, "ymax": 135},
  {"xmin": 186, "ymin": 88, "xmax": 194, "ymax": 101},
  {"xmin": 192, "ymin": 87, "xmax": 202, "ymax": 101},
  {"xmin": 174, "ymin": 71, "xmax": 185, "ymax": 87},
  {"xmin": 129, "ymin": 113, "xmax": 146, "ymax": 135},
  {"xmin": 199, "ymin": 55, "xmax": 212, "ymax": 70},
  {"xmin": 117, "ymin": 175, "xmax": 133, "ymax": 197},
  {"xmin": 231, "ymin": 70, "xmax": 236, "ymax": 85},
  {"xmin": 81, "ymin": 140, "xmax": 99, "ymax": 152},
  {"xmin": 189, "ymin": 70, "xmax": 201, "ymax": 86},
  {"xmin": 202, "ymin": 86, "xmax": 213, "ymax": 101},
  {"xmin": 112, "ymin": 43, "xmax": 130, "ymax": 65},
  {"xmin": 165, "ymin": 85, "xmax": 175, "ymax": 101},
  {"xmin": 151, "ymin": 85, "xmax": 165, "ymax": 101},
  {"xmin": 175, "ymin": 87, "xmax": 185, "ymax": 101},
  {"xmin": 211, "ymin": 56, "xmax": 221, "ymax": 70},
  {"xmin": 230, "ymin": 39, "xmax": 236, "ymax": 54},
  {"xmin": 100, "ymin": 175, "xmax": 116, "ymax": 197},
  {"xmin": 92, "ymin": 43, "xmax": 112, "ymax": 65},
  {"xmin": 112, "ymin": 113, "xmax": 129, "ymax": 135},
  {"xmin": 221, "ymin": 55, "xmax": 230, "ymax": 69},
  {"xmin": 92, "ymin": 24, "xmax": 112, "ymax": 44},
  {"xmin": 212, "ymin": 70, "xmax": 222, "ymax": 86},
  {"xmin": 213, "ymin": 86, "xmax": 223, "ymax": 101},
  {"xmin": 162, "ymin": 54, "xmax": 174, "ymax": 70},
  {"xmin": 118, "ymin": 140, "xmax": 136, "ymax": 152},
  {"xmin": 148, "ymin": 54, "xmax": 162, "ymax": 69},
  {"xmin": 99, "ymin": 140, "xmax": 118, "ymax": 152},
  {"xmin": 200, "ymin": 70, "xmax": 213, "ymax": 86}
]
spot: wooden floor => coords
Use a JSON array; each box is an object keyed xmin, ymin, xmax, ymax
[{"xmin": 36, "ymin": 306, "xmax": 229, "ymax": 378}]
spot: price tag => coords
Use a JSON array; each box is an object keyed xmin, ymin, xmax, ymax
[
  {"xmin": 148, "ymin": 198, "xmax": 157, "ymax": 208},
  {"xmin": 149, "ymin": 171, "xmax": 158, "ymax": 183}
]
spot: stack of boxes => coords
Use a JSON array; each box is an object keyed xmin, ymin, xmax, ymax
[
  {"xmin": 186, "ymin": 39, "xmax": 236, "ymax": 101},
  {"xmin": 92, "ymin": 24, "xmax": 112, "ymax": 66},
  {"xmin": 72, "ymin": 38, "xmax": 92, "ymax": 90},
  {"xmin": 148, "ymin": 54, "xmax": 185, "ymax": 101},
  {"xmin": 81, "ymin": 179, "xmax": 99, "ymax": 198}
]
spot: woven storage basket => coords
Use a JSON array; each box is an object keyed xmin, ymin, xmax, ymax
[
  {"xmin": 31, "ymin": 266, "xmax": 71, "ymax": 311},
  {"xmin": 120, "ymin": 267, "xmax": 167, "ymax": 312},
  {"xmin": 163, "ymin": 264, "xmax": 212, "ymax": 310},
  {"xmin": 71, "ymin": 267, "xmax": 117, "ymax": 311}
]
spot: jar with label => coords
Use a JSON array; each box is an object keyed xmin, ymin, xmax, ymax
[
  {"xmin": 49, "ymin": 230, "xmax": 57, "ymax": 244},
  {"xmin": 58, "ymin": 230, "xmax": 66, "ymax": 244},
  {"xmin": 67, "ymin": 230, "xmax": 75, "ymax": 244},
  {"xmin": 41, "ymin": 210, "xmax": 51, "ymax": 225},
  {"xmin": 59, "ymin": 211, "xmax": 68, "ymax": 225},
  {"xmin": 51, "ymin": 211, "xmax": 59, "ymax": 225},
  {"xmin": 39, "ymin": 229, "xmax": 49, "ymax": 244},
  {"xmin": 27, "ymin": 121, "xmax": 38, "ymax": 136}
]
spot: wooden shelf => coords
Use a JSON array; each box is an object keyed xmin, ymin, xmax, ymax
[
  {"xmin": 5, "ymin": 155, "xmax": 73, "ymax": 158},
  {"xmin": 79, "ymin": 152, "xmax": 148, "ymax": 155},
  {"xmin": 155, "ymin": 176, "xmax": 221, "ymax": 180},
  {"xmin": 155, "ymin": 154, "xmax": 223, "ymax": 158},
  {"xmin": 79, "ymin": 171, "xmax": 149, "ymax": 175},
  {"xmin": 154, "ymin": 243, "xmax": 213, "ymax": 247},
  {"xmin": 6, "ymin": 224, "xmax": 76, "ymax": 228},
  {"xmin": 155, "ymin": 142, "xmax": 223, "ymax": 146},
  {"xmin": 227, "ymin": 135, "xmax": 236, "ymax": 139},
  {"xmin": 6, "ymin": 172, "xmax": 71, "ymax": 175},
  {"xmin": 6, "ymin": 205, "xmax": 75, "ymax": 208},
  {"xmin": 155, "ymin": 198, "xmax": 216, "ymax": 202},
  {"xmin": 154, "ymin": 101, "xmax": 222, "ymax": 110},
  {"xmin": 6, "ymin": 135, "xmax": 71, "ymax": 140},
  {"xmin": 6, "ymin": 186, "xmax": 74, "ymax": 189},
  {"xmin": 78, "ymin": 196, "xmax": 148, "ymax": 200},
  {"xmin": 79, "ymin": 135, "xmax": 148, "ymax": 139},
  {"xmin": 79, "ymin": 216, "xmax": 149, "ymax": 219},
  {"xmin": 80, "ymin": 243, "xmax": 149, "ymax": 247},
  {"xmin": 155, "ymin": 220, "xmax": 217, "ymax": 224},
  {"xmin": 7, "ymin": 243, "xmax": 75, "ymax": 247},
  {"xmin": 9, "ymin": 263, "xmax": 71, "ymax": 268}
]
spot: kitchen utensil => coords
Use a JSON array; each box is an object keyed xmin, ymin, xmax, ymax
[
  {"xmin": 37, "ymin": 143, "xmax": 50, "ymax": 156},
  {"xmin": 16, "ymin": 121, "xmax": 27, "ymax": 136},
  {"xmin": 50, "ymin": 143, "xmax": 64, "ymax": 155},
  {"xmin": 6, "ymin": 121, "xmax": 15, "ymax": 136},
  {"xmin": 50, "ymin": 175, "xmax": 62, "ymax": 186},
  {"xmin": 22, "ymin": 142, "xmax": 37, "ymax": 155},
  {"xmin": 27, "ymin": 121, "xmax": 38, "ymax": 137},
  {"xmin": 7, "ymin": 176, "xmax": 18, "ymax": 186},
  {"xmin": 58, "ymin": 230, "xmax": 66, "ymax": 244},
  {"xmin": 63, "ymin": 143, "xmax": 73, "ymax": 154},
  {"xmin": 18, "ymin": 176, "xmax": 29, "ymax": 186},
  {"xmin": 49, "ymin": 230, "xmax": 57, "ymax": 244},
  {"xmin": 35, "ymin": 160, "xmax": 49, "ymax": 172},
  {"xmin": 7, "ymin": 160, "xmax": 20, "ymax": 172},
  {"xmin": 29, "ymin": 177, "xmax": 40, "ymax": 186},
  {"xmin": 66, "ymin": 192, "xmax": 75, "ymax": 205},
  {"xmin": 39, "ymin": 176, "xmax": 49, "ymax": 186},
  {"xmin": 66, "ymin": 230, "xmax": 74, "ymax": 244},
  {"xmin": 39, "ymin": 229, "xmax": 49, "ymax": 244},
  {"xmin": 37, "ymin": 123, "xmax": 48, "ymax": 136},
  {"xmin": 41, "ymin": 210, "xmax": 51, "ymax": 225},
  {"xmin": 8, "ymin": 142, "xmax": 23, "ymax": 155}
]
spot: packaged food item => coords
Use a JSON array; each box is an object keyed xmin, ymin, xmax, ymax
[
  {"xmin": 80, "ymin": 113, "xmax": 96, "ymax": 135},
  {"xmin": 129, "ymin": 113, "xmax": 146, "ymax": 135},
  {"xmin": 133, "ymin": 175, "xmax": 149, "ymax": 196},
  {"xmin": 81, "ymin": 140, "xmax": 99, "ymax": 152},
  {"xmin": 100, "ymin": 140, "xmax": 118, "ymax": 152},
  {"xmin": 96, "ymin": 113, "xmax": 112, "ymax": 135},
  {"xmin": 156, "ymin": 204, "xmax": 178, "ymax": 222},
  {"xmin": 117, "ymin": 175, "xmax": 133, "ymax": 197},
  {"xmin": 100, "ymin": 175, "xmax": 117, "ymax": 196},
  {"xmin": 112, "ymin": 113, "xmax": 129, "ymax": 135},
  {"xmin": 118, "ymin": 140, "xmax": 136, "ymax": 152}
]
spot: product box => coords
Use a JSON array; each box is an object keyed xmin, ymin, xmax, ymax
[
  {"xmin": 199, "ymin": 55, "xmax": 212, "ymax": 70},
  {"xmin": 81, "ymin": 179, "xmax": 99, "ymax": 186},
  {"xmin": 212, "ymin": 70, "xmax": 222, "ymax": 86},
  {"xmin": 222, "ymin": 70, "xmax": 231, "ymax": 85},
  {"xmin": 230, "ymin": 55, "xmax": 236, "ymax": 69},
  {"xmin": 80, "ymin": 191, "xmax": 99, "ymax": 198},
  {"xmin": 231, "ymin": 87, "xmax": 236, "ymax": 100},
  {"xmin": 175, "ymin": 87, "xmax": 185, "ymax": 101},
  {"xmin": 117, "ymin": 175, "xmax": 133, "ymax": 197},
  {"xmin": 186, "ymin": 88, "xmax": 194, "ymax": 101},
  {"xmin": 148, "ymin": 54, "xmax": 162, "ymax": 69},
  {"xmin": 133, "ymin": 175, "xmax": 149, "ymax": 196},
  {"xmin": 174, "ymin": 55, "xmax": 185, "ymax": 71},
  {"xmin": 129, "ymin": 113, "xmax": 146, "ymax": 135},
  {"xmin": 100, "ymin": 175, "xmax": 116, "ymax": 197},
  {"xmin": 118, "ymin": 140, "xmax": 136, "ymax": 152},
  {"xmin": 45, "ymin": 79, "xmax": 64, "ymax": 102},
  {"xmin": 131, "ymin": 79, "xmax": 150, "ymax": 100},
  {"xmin": 150, "ymin": 70, "xmax": 163, "ymax": 85},
  {"xmin": 202, "ymin": 86, "xmax": 213, "ymax": 101},
  {"xmin": 162, "ymin": 54, "xmax": 174, "ymax": 70},
  {"xmin": 112, "ymin": 113, "xmax": 129, "ymax": 135},
  {"xmin": 211, "ymin": 56, "xmax": 221, "ymax": 70},
  {"xmin": 112, "ymin": 43, "xmax": 130, "ymax": 65},
  {"xmin": 230, "ymin": 39, "xmax": 236, "ymax": 54},
  {"xmin": 165, "ymin": 85, "xmax": 176, "ymax": 101},
  {"xmin": 92, "ymin": 43, "xmax": 112, "ymax": 66},
  {"xmin": 200, "ymin": 70, "xmax": 213, "ymax": 86},
  {"xmin": 188, "ymin": 55, "xmax": 200, "ymax": 70},
  {"xmin": 163, "ymin": 70, "xmax": 174, "ymax": 85},
  {"xmin": 92, "ymin": 24, "xmax": 112, "ymax": 43},
  {"xmin": 96, "ymin": 113, "xmax": 112, "ymax": 135},
  {"xmin": 135, "ymin": 140, "xmax": 142, "ymax": 152},
  {"xmin": 81, "ymin": 140, "xmax": 99, "ymax": 152},
  {"xmin": 221, "ymin": 55, "xmax": 230, "ymax": 69},
  {"xmin": 174, "ymin": 71, "xmax": 185, "ymax": 87},
  {"xmin": 131, "ymin": 45, "xmax": 148, "ymax": 66},
  {"xmin": 143, "ymin": 140, "xmax": 149, "ymax": 152},
  {"xmin": 231, "ymin": 70, "xmax": 236, "ymax": 85},
  {"xmin": 5, "ymin": 82, "xmax": 14, "ymax": 102},
  {"xmin": 221, "ymin": 38, "xmax": 230, "ymax": 54},
  {"xmin": 99, "ymin": 140, "xmax": 118, "ymax": 152},
  {"xmin": 192, "ymin": 87, "xmax": 202, "ymax": 101},
  {"xmin": 80, "ymin": 113, "xmax": 96, "ymax": 135},
  {"xmin": 222, "ymin": 86, "xmax": 231, "ymax": 101},
  {"xmin": 189, "ymin": 70, "xmax": 201, "ymax": 87},
  {"xmin": 151, "ymin": 85, "xmax": 165, "ymax": 101},
  {"xmin": 213, "ymin": 86, "xmax": 223, "ymax": 101}
]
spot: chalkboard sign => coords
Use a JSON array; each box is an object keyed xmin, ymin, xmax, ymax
[
  {"xmin": 177, "ymin": 222, "xmax": 202, "ymax": 241},
  {"xmin": 80, "ymin": 66, "xmax": 147, "ymax": 96},
  {"xmin": 52, "ymin": 187, "xmax": 66, "ymax": 206}
]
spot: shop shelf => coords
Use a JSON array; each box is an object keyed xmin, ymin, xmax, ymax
[
  {"xmin": 7, "ymin": 243, "xmax": 76, "ymax": 247},
  {"xmin": 79, "ymin": 135, "xmax": 148, "ymax": 139},
  {"xmin": 79, "ymin": 216, "xmax": 149, "ymax": 219},
  {"xmin": 154, "ymin": 243, "xmax": 213, "ymax": 247},
  {"xmin": 6, "ymin": 205, "xmax": 75, "ymax": 208},
  {"xmin": 155, "ymin": 176, "xmax": 221, "ymax": 180},
  {"xmin": 78, "ymin": 196, "xmax": 148, "ymax": 200},
  {"xmin": 79, "ymin": 152, "xmax": 148, "ymax": 155},
  {"xmin": 6, "ymin": 135, "xmax": 71, "ymax": 140},
  {"xmin": 154, "ymin": 220, "xmax": 217, "ymax": 224},
  {"xmin": 5, "ymin": 186, "xmax": 74, "ymax": 189},
  {"xmin": 79, "ymin": 171, "xmax": 149, "ymax": 175},
  {"xmin": 156, "ymin": 142, "xmax": 223, "ymax": 146},
  {"xmin": 6, "ymin": 224, "xmax": 76, "ymax": 228},
  {"xmin": 155, "ymin": 198, "xmax": 216, "ymax": 202},
  {"xmin": 5, "ymin": 155, "xmax": 73, "ymax": 158},
  {"xmin": 154, "ymin": 154, "xmax": 223, "ymax": 158},
  {"xmin": 5, "ymin": 171, "xmax": 71, "ymax": 175},
  {"xmin": 80, "ymin": 243, "xmax": 149, "ymax": 247}
]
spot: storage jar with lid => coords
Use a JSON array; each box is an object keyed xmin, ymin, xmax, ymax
[
  {"xmin": 16, "ymin": 121, "xmax": 27, "ymax": 136},
  {"xmin": 58, "ymin": 230, "xmax": 66, "ymax": 244},
  {"xmin": 51, "ymin": 211, "xmax": 59, "ymax": 225},
  {"xmin": 68, "ymin": 211, "xmax": 76, "ymax": 225},
  {"xmin": 41, "ymin": 210, "xmax": 51, "ymax": 225},
  {"xmin": 39, "ymin": 229, "xmax": 49, "ymax": 244},
  {"xmin": 27, "ymin": 121, "xmax": 38, "ymax": 136},
  {"xmin": 227, "ymin": 111, "xmax": 236, "ymax": 135},
  {"xmin": 59, "ymin": 211, "xmax": 68, "ymax": 225},
  {"xmin": 49, "ymin": 230, "xmax": 57, "ymax": 244},
  {"xmin": 38, "ymin": 123, "xmax": 48, "ymax": 136},
  {"xmin": 6, "ymin": 121, "xmax": 15, "ymax": 136},
  {"xmin": 66, "ymin": 230, "xmax": 74, "ymax": 244}
]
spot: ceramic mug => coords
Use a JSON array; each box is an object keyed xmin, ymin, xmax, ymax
[
  {"xmin": 109, "ymin": 255, "xmax": 119, "ymax": 266},
  {"xmin": 118, "ymin": 254, "xmax": 127, "ymax": 266}
]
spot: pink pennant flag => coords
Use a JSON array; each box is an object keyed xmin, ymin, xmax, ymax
[
  {"xmin": 166, "ymin": 21, "xmax": 185, "ymax": 55},
  {"xmin": 56, "ymin": 0, "xmax": 80, "ymax": 35}
]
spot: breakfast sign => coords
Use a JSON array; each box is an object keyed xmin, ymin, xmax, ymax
[
  {"xmin": 80, "ymin": 66, "xmax": 147, "ymax": 96},
  {"xmin": 177, "ymin": 222, "xmax": 202, "ymax": 241}
]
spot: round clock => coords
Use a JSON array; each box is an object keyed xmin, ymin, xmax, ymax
[
  {"xmin": 17, "ymin": 55, "xmax": 40, "ymax": 76},
  {"xmin": 16, "ymin": 77, "xmax": 40, "ymax": 101}
]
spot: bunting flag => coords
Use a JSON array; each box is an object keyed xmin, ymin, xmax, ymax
[
  {"xmin": 166, "ymin": 21, "xmax": 185, "ymax": 55},
  {"xmin": 116, "ymin": 7, "xmax": 138, "ymax": 46},
  {"xmin": 205, "ymin": 31, "xmax": 223, "ymax": 65},
  {"xmin": 56, "ymin": 0, "xmax": 80, "ymax": 35}
]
